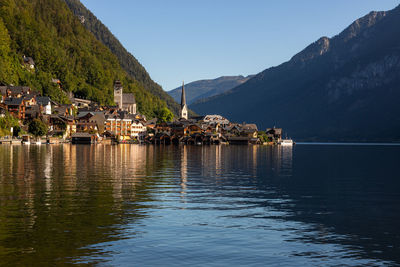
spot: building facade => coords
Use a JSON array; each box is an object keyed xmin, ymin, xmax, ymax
[{"xmin": 114, "ymin": 80, "xmax": 137, "ymax": 114}]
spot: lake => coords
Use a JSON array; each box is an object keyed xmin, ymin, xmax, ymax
[{"xmin": 0, "ymin": 144, "xmax": 399, "ymax": 266}]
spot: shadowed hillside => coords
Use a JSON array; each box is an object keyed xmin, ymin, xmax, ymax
[{"xmin": 191, "ymin": 5, "xmax": 400, "ymax": 142}]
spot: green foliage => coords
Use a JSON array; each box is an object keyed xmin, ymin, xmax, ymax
[
  {"xmin": 0, "ymin": 113, "xmax": 20, "ymax": 136},
  {"xmin": 0, "ymin": 0, "xmax": 173, "ymax": 118},
  {"xmin": 64, "ymin": 0, "xmax": 186, "ymax": 117},
  {"xmin": 258, "ymin": 131, "xmax": 271, "ymax": 143},
  {"xmin": 28, "ymin": 119, "xmax": 48, "ymax": 137},
  {"xmin": 156, "ymin": 107, "xmax": 174, "ymax": 123}
]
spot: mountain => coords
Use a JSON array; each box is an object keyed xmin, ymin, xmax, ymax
[
  {"xmin": 168, "ymin": 75, "xmax": 253, "ymax": 105},
  {"xmin": 0, "ymin": 0, "xmax": 170, "ymax": 118},
  {"xmin": 191, "ymin": 5, "xmax": 400, "ymax": 142},
  {"xmin": 64, "ymin": 0, "xmax": 182, "ymax": 116}
]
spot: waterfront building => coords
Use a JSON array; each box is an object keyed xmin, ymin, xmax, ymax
[{"xmin": 104, "ymin": 115, "xmax": 146, "ymax": 140}]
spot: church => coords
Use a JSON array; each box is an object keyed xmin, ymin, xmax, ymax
[
  {"xmin": 114, "ymin": 80, "xmax": 137, "ymax": 114},
  {"xmin": 180, "ymin": 82, "xmax": 188, "ymax": 120}
]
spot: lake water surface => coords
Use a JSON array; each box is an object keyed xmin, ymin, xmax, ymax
[{"xmin": 0, "ymin": 144, "xmax": 399, "ymax": 266}]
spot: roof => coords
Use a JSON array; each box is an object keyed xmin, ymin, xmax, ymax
[
  {"xmin": 23, "ymin": 95, "xmax": 35, "ymax": 101},
  {"xmin": 9, "ymin": 86, "xmax": 31, "ymax": 95},
  {"xmin": 71, "ymin": 132, "xmax": 95, "ymax": 138},
  {"xmin": 23, "ymin": 56, "xmax": 35, "ymax": 65},
  {"xmin": 4, "ymin": 97, "xmax": 23, "ymax": 106},
  {"xmin": 242, "ymin": 124, "xmax": 258, "ymax": 131},
  {"xmin": 36, "ymin": 96, "xmax": 51, "ymax": 106},
  {"xmin": 78, "ymin": 111, "xmax": 104, "ymax": 118},
  {"xmin": 181, "ymin": 82, "xmax": 186, "ymax": 107},
  {"xmin": 122, "ymin": 93, "xmax": 136, "ymax": 104}
]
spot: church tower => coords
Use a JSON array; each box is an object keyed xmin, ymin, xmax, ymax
[
  {"xmin": 180, "ymin": 81, "xmax": 188, "ymax": 119},
  {"xmin": 114, "ymin": 80, "xmax": 123, "ymax": 109}
]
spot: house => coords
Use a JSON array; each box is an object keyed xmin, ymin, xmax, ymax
[
  {"xmin": 49, "ymin": 115, "xmax": 76, "ymax": 137},
  {"xmin": 71, "ymin": 132, "xmax": 97, "ymax": 144},
  {"xmin": 25, "ymin": 105, "xmax": 40, "ymax": 120},
  {"xmin": 131, "ymin": 120, "xmax": 147, "ymax": 140},
  {"xmin": 3, "ymin": 98, "xmax": 25, "ymax": 119},
  {"xmin": 54, "ymin": 104, "xmax": 74, "ymax": 116},
  {"xmin": 0, "ymin": 86, "xmax": 32, "ymax": 98},
  {"xmin": 36, "ymin": 96, "xmax": 52, "ymax": 115},
  {"xmin": 75, "ymin": 112, "xmax": 104, "ymax": 133},
  {"xmin": 23, "ymin": 95, "xmax": 36, "ymax": 107},
  {"xmin": 266, "ymin": 128, "xmax": 282, "ymax": 141},
  {"xmin": 104, "ymin": 113, "xmax": 145, "ymax": 140},
  {"xmin": 241, "ymin": 124, "xmax": 258, "ymax": 138},
  {"xmin": 23, "ymin": 56, "xmax": 35, "ymax": 70}
]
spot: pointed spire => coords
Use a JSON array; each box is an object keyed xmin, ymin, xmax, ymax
[{"xmin": 181, "ymin": 81, "xmax": 186, "ymax": 107}]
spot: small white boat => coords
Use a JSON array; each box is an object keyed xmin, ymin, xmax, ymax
[
  {"xmin": 279, "ymin": 139, "xmax": 294, "ymax": 146},
  {"xmin": 22, "ymin": 135, "xmax": 31, "ymax": 145}
]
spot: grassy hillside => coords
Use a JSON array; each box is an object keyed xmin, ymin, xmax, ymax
[
  {"xmin": 64, "ymin": 0, "xmax": 183, "ymax": 116},
  {"xmin": 0, "ymin": 0, "xmax": 169, "ymax": 118}
]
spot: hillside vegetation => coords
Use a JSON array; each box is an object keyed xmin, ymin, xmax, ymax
[
  {"xmin": 0, "ymin": 0, "xmax": 169, "ymax": 118},
  {"xmin": 64, "ymin": 0, "xmax": 183, "ymax": 116}
]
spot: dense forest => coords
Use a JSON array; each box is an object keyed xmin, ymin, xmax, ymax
[
  {"xmin": 0, "ymin": 0, "xmax": 170, "ymax": 118},
  {"xmin": 64, "ymin": 0, "xmax": 183, "ymax": 116}
]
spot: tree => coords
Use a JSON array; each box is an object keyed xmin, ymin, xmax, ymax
[
  {"xmin": 28, "ymin": 119, "xmax": 48, "ymax": 137},
  {"xmin": 156, "ymin": 107, "xmax": 174, "ymax": 123}
]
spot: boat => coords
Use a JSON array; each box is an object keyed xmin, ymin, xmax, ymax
[
  {"xmin": 279, "ymin": 139, "xmax": 294, "ymax": 146},
  {"xmin": 22, "ymin": 135, "xmax": 31, "ymax": 145}
]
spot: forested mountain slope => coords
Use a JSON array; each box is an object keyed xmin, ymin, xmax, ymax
[
  {"xmin": 0, "ymin": 0, "xmax": 168, "ymax": 118},
  {"xmin": 64, "ymin": 0, "xmax": 182, "ymax": 115}
]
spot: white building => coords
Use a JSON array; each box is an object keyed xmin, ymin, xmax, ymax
[
  {"xmin": 105, "ymin": 117, "xmax": 146, "ymax": 140},
  {"xmin": 36, "ymin": 96, "xmax": 52, "ymax": 115}
]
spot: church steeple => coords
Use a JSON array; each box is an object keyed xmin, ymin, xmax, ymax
[
  {"xmin": 180, "ymin": 81, "xmax": 188, "ymax": 119},
  {"xmin": 181, "ymin": 81, "xmax": 186, "ymax": 107}
]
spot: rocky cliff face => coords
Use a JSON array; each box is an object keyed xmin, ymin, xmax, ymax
[{"xmin": 191, "ymin": 5, "xmax": 400, "ymax": 141}]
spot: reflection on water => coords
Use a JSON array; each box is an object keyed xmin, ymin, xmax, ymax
[{"xmin": 0, "ymin": 144, "xmax": 399, "ymax": 266}]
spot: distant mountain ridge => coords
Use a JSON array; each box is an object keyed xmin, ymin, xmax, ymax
[
  {"xmin": 191, "ymin": 5, "xmax": 400, "ymax": 142},
  {"xmin": 64, "ymin": 0, "xmax": 182, "ymax": 116},
  {"xmin": 168, "ymin": 75, "xmax": 253, "ymax": 105}
]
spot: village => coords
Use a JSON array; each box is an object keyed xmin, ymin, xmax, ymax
[{"xmin": 0, "ymin": 81, "xmax": 285, "ymax": 145}]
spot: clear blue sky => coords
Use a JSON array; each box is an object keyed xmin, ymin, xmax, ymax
[{"xmin": 80, "ymin": 0, "xmax": 399, "ymax": 91}]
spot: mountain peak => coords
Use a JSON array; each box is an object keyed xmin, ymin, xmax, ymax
[
  {"xmin": 337, "ymin": 10, "xmax": 387, "ymax": 43},
  {"xmin": 291, "ymin": 36, "xmax": 330, "ymax": 63}
]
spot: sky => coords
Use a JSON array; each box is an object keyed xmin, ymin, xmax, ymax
[{"xmin": 80, "ymin": 0, "xmax": 399, "ymax": 91}]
